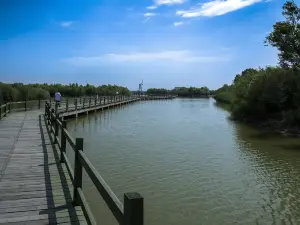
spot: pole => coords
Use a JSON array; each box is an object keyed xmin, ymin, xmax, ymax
[
  {"xmin": 66, "ymin": 98, "xmax": 69, "ymax": 112},
  {"xmin": 54, "ymin": 113, "xmax": 59, "ymax": 143},
  {"xmin": 60, "ymin": 121, "xmax": 67, "ymax": 163},
  {"xmin": 123, "ymin": 192, "xmax": 144, "ymax": 225},
  {"xmin": 4, "ymin": 103, "xmax": 6, "ymax": 117},
  {"xmin": 73, "ymin": 138, "xmax": 84, "ymax": 205}
]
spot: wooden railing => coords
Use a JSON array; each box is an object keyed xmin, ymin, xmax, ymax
[
  {"xmin": 48, "ymin": 95, "xmax": 136, "ymax": 114},
  {"xmin": 0, "ymin": 95, "xmax": 135, "ymax": 120},
  {"xmin": 0, "ymin": 99, "xmax": 45, "ymax": 120},
  {"xmin": 45, "ymin": 97, "xmax": 143, "ymax": 225}
]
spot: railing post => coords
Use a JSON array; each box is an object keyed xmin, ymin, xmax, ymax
[
  {"xmin": 60, "ymin": 121, "xmax": 67, "ymax": 163},
  {"xmin": 25, "ymin": 99, "xmax": 27, "ymax": 111},
  {"xmin": 51, "ymin": 109, "xmax": 55, "ymax": 129},
  {"xmin": 75, "ymin": 99, "xmax": 78, "ymax": 111},
  {"xmin": 9, "ymin": 101, "xmax": 11, "ymax": 113},
  {"xmin": 89, "ymin": 96, "xmax": 91, "ymax": 107},
  {"xmin": 104, "ymin": 96, "xmax": 106, "ymax": 105},
  {"xmin": 73, "ymin": 138, "xmax": 84, "ymax": 206},
  {"xmin": 54, "ymin": 113, "xmax": 59, "ymax": 143},
  {"xmin": 38, "ymin": 98, "xmax": 41, "ymax": 109},
  {"xmin": 45, "ymin": 102, "xmax": 47, "ymax": 116},
  {"xmin": 47, "ymin": 103, "xmax": 51, "ymax": 125},
  {"xmin": 83, "ymin": 98, "xmax": 85, "ymax": 109},
  {"xmin": 123, "ymin": 192, "xmax": 144, "ymax": 225},
  {"xmin": 4, "ymin": 103, "xmax": 7, "ymax": 117},
  {"xmin": 66, "ymin": 98, "xmax": 69, "ymax": 112},
  {"xmin": 94, "ymin": 97, "xmax": 97, "ymax": 106}
]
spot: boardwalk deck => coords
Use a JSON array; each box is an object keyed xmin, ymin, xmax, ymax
[
  {"xmin": 0, "ymin": 96, "xmax": 164, "ymax": 224},
  {"xmin": 0, "ymin": 110, "xmax": 87, "ymax": 224}
]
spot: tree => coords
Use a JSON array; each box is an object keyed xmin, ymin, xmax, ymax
[{"xmin": 265, "ymin": 1, "xmax": 300, "ymax": 69}]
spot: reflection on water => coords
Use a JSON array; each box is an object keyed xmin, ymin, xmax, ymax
[{"xmin": 66, "ymin": 98, "xmax": 300, "ymax": 225}]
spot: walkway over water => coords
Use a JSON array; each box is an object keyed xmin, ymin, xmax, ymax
[
  {"xmin": 0, "ymin": 95, "xmax": 166, "ymax": 225},
  {"xmin": 0, "ymin": 110, "xmax": 87, "ymax": 224}
]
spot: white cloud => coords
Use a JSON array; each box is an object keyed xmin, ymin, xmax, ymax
[
  {"xmin": 60, "ymin": 21, "xmax": 73, "ymax": 27},
  {"xmin": 174, "ymin": 21, "xmax": 184, "ymax": 26},
  {"xmin": 144, "ymin": 12, "xmax": 157, "ymax": 17},
  {"xmin": 146, "ymin": 5, "xmax": 158, "ymax": 10},
  {"xmin": 176, "ymin": 0, "xmax": 262, "ymax": 17},
  {"xmin": 155, "ymin": 0, "xmax": 186, "ymax": 6},
  {"xmin": 65, "ymin": 51, "xmax": 229, "ymax": 66},
  {"xmin": 146, "ymin": 0, "xmax": 185, "ymax": 9}
]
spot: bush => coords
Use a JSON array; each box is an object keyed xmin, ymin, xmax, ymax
[{"xmin": 214, "ymin": 91, "xmax": 234, "ymax": 104}]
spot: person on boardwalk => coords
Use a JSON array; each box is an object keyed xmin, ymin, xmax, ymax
[{"xmin": 55, "ymin": 90, "xmax": 62, "ymax": 107}]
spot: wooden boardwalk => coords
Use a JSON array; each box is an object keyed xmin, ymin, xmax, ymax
[
  {"xmin": 0, "ymin": 110, "xmax": 87, "ymax": 224},
  {"xmin": 0, "ymin": 95, "xmax": 169, "ymax": 225}
]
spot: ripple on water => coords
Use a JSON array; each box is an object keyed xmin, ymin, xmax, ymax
[{"xmin": 68, "ymin": 98, "xmax": 300, "ymax": 225}]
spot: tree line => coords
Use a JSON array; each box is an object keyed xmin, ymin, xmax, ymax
[
  {"xmin": 214, "ymin": 1, "xmax": 300, "ymax": 128},
  {"xmin": 0, "ymin": 83, "xmax": 131, "ymax": 104},
  {"xmin": 147, "ymin": 87, "xmax": 211, "ymax": 97}
]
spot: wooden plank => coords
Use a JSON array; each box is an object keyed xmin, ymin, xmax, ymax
[{"xmin": 0, "ymin": 111, "xmax": 87, "ymax": 225}]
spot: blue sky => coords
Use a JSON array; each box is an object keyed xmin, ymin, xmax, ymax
[{"xmin": 0, "ymin": 0, "xmax": 290, "ymax": 90}]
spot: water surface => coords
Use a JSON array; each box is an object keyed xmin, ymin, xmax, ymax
[{"xmin": 66, "ymin": 98, "xmax": 300, "ymax": 225}]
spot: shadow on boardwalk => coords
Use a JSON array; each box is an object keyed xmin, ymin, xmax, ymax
[
  {"xmin": 0, "ymin": 111, "xmax": 86, "ymax": 224},
  {"xmin": 39, "ymin": 114, "xmax": 85, "ymax": 224}
]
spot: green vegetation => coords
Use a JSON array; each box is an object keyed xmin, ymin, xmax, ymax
[
  {"xmin": 146, "ymin": 88, "xmax": 169, "ymax": 95},
  {"xmin": 171, "ymin": 87, "xmax": 210, "ymax": 97},
  {"xmin": 147, "ymin": 87, "xmax": 211, "ymax": 97},
  {"xmin": 212, "ymin": 84, "xmax": 233, "ymax": 104},
  {"xmin": 214, "ymin": 1, "xmax": 300, "ymax": 129},
  {"xmin": 0, "ymin": 83, "xmax": 131, "ymax": 104}
]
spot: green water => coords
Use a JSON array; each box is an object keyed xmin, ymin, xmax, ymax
[{"xmin": 66, "ymin": 98, "xmax": 300, "ymax": 225}]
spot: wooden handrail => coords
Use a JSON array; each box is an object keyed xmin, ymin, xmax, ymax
[
  {"xmin": 45, "ymin": 96, "xmax": 144, "ymax": 225},
  {"xmin": 0, "ymin": 103, "xmax": 10, "ymax": 120},
  {"xmin": 78, "ymin": 150, "xmax": 124, "ymax": 223}
]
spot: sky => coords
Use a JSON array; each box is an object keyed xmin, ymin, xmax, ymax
[{"xmin": 0, "ymin": 0, "xmax": 291, "ymax": 90}]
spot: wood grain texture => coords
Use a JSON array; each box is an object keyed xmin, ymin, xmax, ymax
[{"xmin": 0, "ymin": 110, "xmax": 87, "ymax": 225}]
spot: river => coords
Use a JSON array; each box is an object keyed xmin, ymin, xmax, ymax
[{"xmin": 66, "ymin": 98, "xmax": 300, "ymax": 225}]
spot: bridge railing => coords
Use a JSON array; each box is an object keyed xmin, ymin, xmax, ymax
[
  {"xmin": 45, "ymin": 96, "xmax": 144, "ymax": 225},
  {"xmin": 50, "ymin": 95, "xmax": 135, "ymax": 113},
  {"xmin": 0, "ymin": 99, "xmax": 47, "ymax": 120},
  {"xmin": 0, "ymin": 95, "xmax": 135, "ymax": 120}
]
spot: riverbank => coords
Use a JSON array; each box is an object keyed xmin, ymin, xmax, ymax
[{"xmin": 214, "ymin": 98, "xmax": 300, "ymax": 137}]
